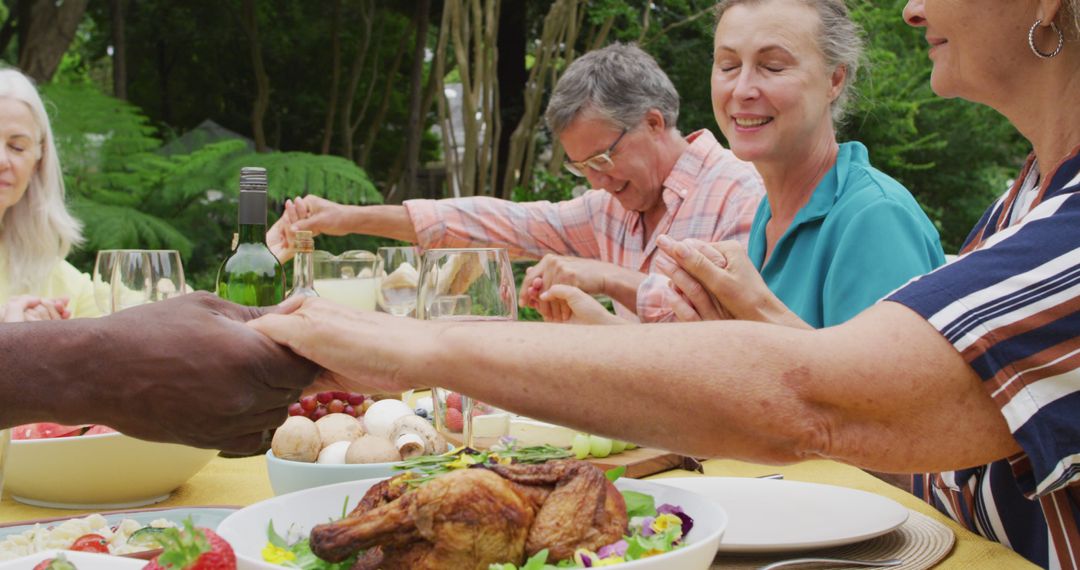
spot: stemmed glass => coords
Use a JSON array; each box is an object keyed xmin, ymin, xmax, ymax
[
  {"xmin": 375, "ymin": 246, "xmax": 420, "ymax": 317},
  {"xmin": 92, "ymin": 250, "xmax": 122, "ymax": 315},
  {"xmin": 110, "ymin": 250, "xmax": 186, "ymax": 312},
  {"xmin": 418, "ymin": 248, "xmax": 516, "ymax": 449}
]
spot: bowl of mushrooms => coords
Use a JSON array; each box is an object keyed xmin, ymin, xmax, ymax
[{"xmin": 266, "ymin": 399, "xmax": 447, "ymax": 496}]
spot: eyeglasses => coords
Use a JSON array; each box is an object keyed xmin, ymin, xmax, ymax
[{"xmin": 564, "ymin": 128, "xmax": 628, "ymax": 178}]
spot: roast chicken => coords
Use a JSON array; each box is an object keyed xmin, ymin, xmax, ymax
[{"xmin": 309, "ymin": 459, "xmax": 628, "ymax": 569}]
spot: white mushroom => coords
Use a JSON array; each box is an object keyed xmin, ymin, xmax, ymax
[
  {"xmin": 346, "ymin": 435, "xmax": 402, "ymax": 464},
  {"xmin": 391, "ymin": 414, "xmax": 447, "ymax": 456},
  {"xmin": 317, "ymin": 440, "xmax": 352, "ymax": 464},
  {"xmin": 315, "ymin": 413, "xmax": 365, "ymax": 448},
  {"xmin": 395, "ymin": 432, "xmax": 426, "ymax": 460},
  {"xmin": 271, "ymin": 416, "xmax": 321, "ymax": 462},
  {"xmin": 362, "ymin": 399, "xmax": 415, "ymax": 439}
]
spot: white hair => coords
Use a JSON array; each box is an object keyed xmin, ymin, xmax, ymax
[{"xmin": 0, "ymin": 68, "xmax": 84, "ymax": 295}]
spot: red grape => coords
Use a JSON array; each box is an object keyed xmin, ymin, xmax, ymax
[
  {"xmin": 288, "ymin": 402, "xmax": 304, "ymax": 416},
  {"xmin": 331, "ymin": 391, "xmax": 349, "ymax": 401},
  {"xmin": 316, "ymin": 392, "xmax": 333, "ymax": 404},
  {"xmin": 328, "ymin": 399, "xmax": 346, "ymax": 414},
  {"xmin": 343, "ymin": 405, "xmax": 357, "ymax": 417},
  {"xmin": 312, "ymin": 405, "xmax": 329, "ymax": 421},
  {"xmin": 347, "ymin": 393, "xmax": 365, "ymax": 406},
  {"xmin": 299, "ymin": 395, "xmax": 317, "ymax": 412}
]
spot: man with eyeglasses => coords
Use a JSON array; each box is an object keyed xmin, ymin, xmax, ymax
[{"xmin": 267, "ymin": 43, "xmax": 763, "ymax": 322}]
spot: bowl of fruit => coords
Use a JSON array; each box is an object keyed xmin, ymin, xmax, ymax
[
  {"xmin": 266, "ymin": 392, "xmax": 448, "ymax": 496},
  {"xmin": 5, "ymin": 424, "xmax": 217, "ymax": 509}
]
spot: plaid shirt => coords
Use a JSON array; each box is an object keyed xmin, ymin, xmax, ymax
[{"xmin": 405, "ymin": 129, "xmax": 764, "ymax": 321}]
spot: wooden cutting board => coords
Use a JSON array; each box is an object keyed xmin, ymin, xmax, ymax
[{"xmin": 586, "ymin": 447, "xmax": 685, "ymax": 479}]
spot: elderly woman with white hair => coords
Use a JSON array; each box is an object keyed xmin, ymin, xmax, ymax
[{"xmin": 0, "ymin": 68, "xmax": 95, "ymax": 321}]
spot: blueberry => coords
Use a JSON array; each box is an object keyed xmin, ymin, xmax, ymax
[{"xmin": 414, "ymin": 408, "xmax": 428, "ymax": 418}]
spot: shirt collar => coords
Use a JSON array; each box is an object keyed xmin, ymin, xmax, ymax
[{"xmin": 661, "ymin": 129, "xmax": 718, "ymax": 200}]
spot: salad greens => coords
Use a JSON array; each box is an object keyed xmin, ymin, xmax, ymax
[{"xmin": 395, "ymin": 442, "xmax": 573, "ymax": 486}]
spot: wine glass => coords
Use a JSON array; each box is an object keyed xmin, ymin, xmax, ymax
[
  {"xmin": 92, "ymin": 250, "xmax": 123, "ymax": 315},
  {"xmin": 418, "ymin": 248, "xmax": 516, "ymax": 449},
  {"xmin": 110, "ymin": 250, "xmax": 186, "ymax": 312},
  {"xmin": 375, "ymin": 246, "xmax": 420, "ymax": 317}
]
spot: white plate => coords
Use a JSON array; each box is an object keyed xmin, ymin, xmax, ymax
[
  {"xmin": 652, "ymin": 477, "xmax": 908, "ymax": 553},
  {"xmin": 218, "ymin": 476, "xmax": 729, "ymax": 569},
  {"xmin": 0, "ymin": 549, "xmax": 145, "ymax": 569}
]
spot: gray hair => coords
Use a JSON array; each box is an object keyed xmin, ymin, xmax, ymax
[
  {"xmin": 713, "ymin": 0, "xmax": 864, "ymax": 125},
  {"xmin": 0, "ymin": 67, "xmax": 84, "ymax": 295},
  {"xmin": 544, "ymin": 42, "xmax": 680, "ymax": 134},
  {"xmin": 1067, "ymin": 0, "xmax": 1080, "ymax": 38}
]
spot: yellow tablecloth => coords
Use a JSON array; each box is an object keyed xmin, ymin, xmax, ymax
[{"xmin": 0, "ymin": 456, "xmax": 1037, "ymax": 568}]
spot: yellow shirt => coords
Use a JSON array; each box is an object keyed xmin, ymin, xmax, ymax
[{"xmin": 0, "ymin": 250, "xmax": 100, "ymax": 318}]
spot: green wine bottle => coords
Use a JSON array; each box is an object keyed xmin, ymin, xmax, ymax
[{"xmin": 216, "ymin": 167, "xmax": 285, "ymax": 306}]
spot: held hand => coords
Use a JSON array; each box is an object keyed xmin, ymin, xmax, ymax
[
  {"xmin": 97, "ymin": 292, "xmax": 321, "ymax": 452},
  {"xmin": 518, "ymin": 255, "xmax": 609, "ymax": 310},
  {"xmin": 539, "ymin": 285, "xmax": 623, "ymax": 325},
  {"xmin": 249, "ymin": 297, "xmax": 423, "ymax": 395},
  {"xmin": 267, "ymin": 195, "xmax": 351, "ymax": 262}
]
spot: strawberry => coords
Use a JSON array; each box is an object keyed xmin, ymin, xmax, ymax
[
  {"xmin": 446, "ymin": 392, "xmax": 463, "ymax": 412},
  {"xmin": 143, "ymin": 519, "xmax": 235, "ymax": 570},
  {"xmin": 445, "ymin": 407, "xmax": 464, "ymax": 432}
]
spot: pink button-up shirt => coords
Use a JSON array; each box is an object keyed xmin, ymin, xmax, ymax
[{"xmin": 404, "ymin": 129, "xmax": 764, "ymax": 321}]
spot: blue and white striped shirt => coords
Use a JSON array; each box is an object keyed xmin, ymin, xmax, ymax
[{"xmin": 888, "ymin": 146, "xmax": 1080, "ymax": 569}]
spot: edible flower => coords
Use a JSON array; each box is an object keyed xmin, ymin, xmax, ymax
[
  {"xmin": 261, "ymin": 543, "xmax": 296, "ymax": 564},
  {"xmin": 596, "ymin": 540, "xmax": 628, "ymax": 560},
  {"xmin": 639, "ymin": 516, "xmax": 656, "ymax": 537},
  {"xmin": 657, "ymin": 503, "xmax": 694, "ymax": 536},
  {"xmin": 446, "ymin": 453, "xmax": 480, "ymax": 470},
  {"xmin": 573, "ymin": 548, "xmax": 599, "ymax": 567},
  {"xmin": 650, "ymin": 513, "xmax": 683, "ymax": 535}
]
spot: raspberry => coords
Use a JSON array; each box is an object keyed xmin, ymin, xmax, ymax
[
  {"xmin": 445, "ymin": 408, "xmax": 464, "ymax": 432},
  {"xmin": 446, "ymin": 392, "xmax": 464, "ymax": 412}
]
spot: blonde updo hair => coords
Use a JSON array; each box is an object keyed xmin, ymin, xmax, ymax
[
  {"xmin": 713, "ymin": 0, "xmax": 864, "ymax": 125},
  {"xmin": 0, "ymin": 68, "xmax": 83, "ymax": 294}
]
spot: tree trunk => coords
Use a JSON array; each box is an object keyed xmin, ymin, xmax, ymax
[
  {"xmin": 399, "ymin": 0, "xmax": 431, "ymax": 204},
  {"xmin": 319, "ymin": 0, "xmax": 343, "ymax": 155},
  {"xmin": 358, "ymin": 24, "xmax": 411, "ymax": 168},
  {"xmin": 17, "ymin": 0, "xmax": 90, "ymax": 83},
  {"xmin": 495, "ymin": 2, "xmax": 525, "ymax": 199},
  {"xmin": 110, "ymin": 0, "xmax": 128, "ymax": 100},
  {"xmin": 239, "ymin": 0, "xmax": 271, "ymax": 153},
  {"xmin": 340, "ymin": 0, "xmax": 375, "ymax": 163}
]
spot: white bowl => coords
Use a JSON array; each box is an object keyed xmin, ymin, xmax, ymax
[
  {"xmin": 218, "ymin": 475, "xmax": 727, "ymax": 569},
  {"xmin": 5, "ymin": 432, "xmax": 217, "ymax": 509},
  {"xmin": 264, "ymin": 449, "xmax": 403, "ymax": 496}
]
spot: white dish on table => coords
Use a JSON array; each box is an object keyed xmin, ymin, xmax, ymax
[
  {"xmin": 5, "ymin": 431, "xmax": 217, "ymax": 509},
  {"xmin": 652, "ymin": 477, "xmax": 908, "ymax": 553},
  {"xmin": 218, "ymin": 476, "xmax": 728, "ymax": 569},
  {"xmin": 0, "ymin": 549, "xmax": 145, "ymax": 569}
]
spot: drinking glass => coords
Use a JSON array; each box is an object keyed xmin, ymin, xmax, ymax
[
  {"xmin": 375, "ymin": 246, "xmax": 420, "ymax": 317},
  {"xmin": 313, "ymin": 250, "xmax": 377, "ymax": 311},
  {"xmin": 418, "ymin": 248, "xmax": 516, "ymax": 449},
  {"xmin": 110, "ymin": 250, "xmax": 186, "ymax": 312},
  {"xmin": 92, "ymin": 250, "xmax": 123, "ymax": 315}
]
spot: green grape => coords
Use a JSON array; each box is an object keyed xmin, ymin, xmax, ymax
[
  {"xmin": 571, "ymin": 433, "xmax": 591, "ymax": 460},
  {"xmin": 611, "ymin": 440, "xmax": 627, "ymax": 454},
  {"xmin": 589, "ymin": 435, "xmax": 613, "ymax": 459}
]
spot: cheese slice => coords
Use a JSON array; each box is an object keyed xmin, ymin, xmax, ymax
[{"xmin": 508, "ymin": 418, "xmax": 576, "ymax": 448}]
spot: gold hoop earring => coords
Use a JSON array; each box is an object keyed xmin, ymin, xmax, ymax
[{"xmin": 1029, "ymin": 19, "xmax": 1064, "ymax": 59}]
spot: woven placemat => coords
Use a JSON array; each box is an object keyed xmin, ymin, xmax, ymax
[{"xmin": 711, "ymin": 509, "xmax": 954, "ymax": 570}]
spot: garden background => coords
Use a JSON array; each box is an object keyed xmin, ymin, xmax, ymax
[{"xmin": 0, "ymin": 0, "xmax": 1026, "ymax": 293}]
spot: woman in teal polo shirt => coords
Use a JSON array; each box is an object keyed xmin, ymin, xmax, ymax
[{"xmin": 644, "ymin": 0, "xmax": 944, "ymax": 329}]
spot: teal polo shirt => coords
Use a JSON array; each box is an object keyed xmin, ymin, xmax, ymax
[{"xmin": 748, "ymin": 141, "xmax": 945, "ymax": 328}]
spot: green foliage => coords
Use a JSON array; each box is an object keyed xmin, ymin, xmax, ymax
[
  {"xmin": 42, "ymin": 80, "xmax": 381, "ymax": 291},
  {"xmin": 842, "ymin": 0, "xmax": 1027, "ymax": 252}
]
